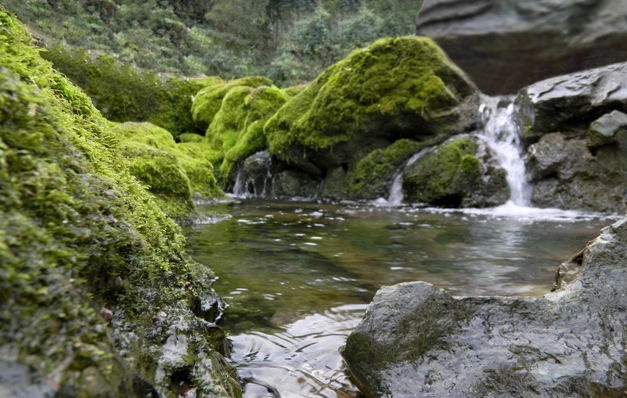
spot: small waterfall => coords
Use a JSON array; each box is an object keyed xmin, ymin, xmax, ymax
[
  {"xmin": 386, "ymin": 148, "xmax": 432, "ymax": 206},
  {"xmin": 231, "ymin": 150, "xmax": 273, "ymax": 199},
  {"xmin": 477, "ymin": 96, "xmax": 532, "ymax": 207}
]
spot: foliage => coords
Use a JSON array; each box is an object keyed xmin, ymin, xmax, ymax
[
  {"xmin": 42, "ymin": 44, "xmax": 219, "ymax": 136},
  {"xmin": 0, "ymin": 10, "xmax": 240, "ymax": 396},
  {"xmin": 2, "ymin": 0, "xmax": 425, "ymax": 87}
]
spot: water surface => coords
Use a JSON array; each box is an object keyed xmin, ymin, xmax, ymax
[{"xmin": 182, "ymin": 200, "xmax": 617, "ymax": 397}]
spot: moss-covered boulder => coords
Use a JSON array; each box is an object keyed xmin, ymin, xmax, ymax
[
  {"xmin": 42, "ymin": 44, "xmax": 220, "ymax": 137},
  {"xmin": 403, "ymin": 136, "xmax": 509, "ymax": 207},
  {"xmin": 191, "ymin": 76, "xmax": 273, "ymax": 132},
  {"xmin": 0, "ymin": 10, "xmax": 240, "ymax": 397},
  {"xmin": 201, "ymin": 84, "xmax": 288, "ymax": 185},
  {"xmin": 113, "ymin": 122, "xmax": 224, "ymax": 218},
  {"xmin": 264, "ymin": 36, "xmax": 479, "ymax": 177}
]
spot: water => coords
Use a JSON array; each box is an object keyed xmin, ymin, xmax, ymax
[
  {"xmin": 182, "ymin": 201, "xmax": 617, "ymax": 397},
  {"xmin": 477, "ymin": 96, "xmax": 533, "ymax": 206}
]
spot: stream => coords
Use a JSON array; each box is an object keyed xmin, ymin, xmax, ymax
[{"xmin": 182, "ymin": 200, "xmax": 618, "ymax": 397}]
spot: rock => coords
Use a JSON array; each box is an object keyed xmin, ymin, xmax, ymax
[
  {"xmin": 272, "ymin": 169, "xmax": 320, "ymax": 199},
  {"xmin": 0, "ymin": 13, "xmax": 240, "ymax": 397},
  {"xmin": 233, "ymin": 150, "xmax": 275, "ymax": 197},
  {"xmin": 402, "ymin": 136, "xmax": 509, "ymax": 207},
  {"xmin": 418, "ymin": 0, "xmax": 627, "ymax": 95},
  {"xmin": 265, "ymin": 36, "xmax": 479, "ymax": 177},
  {"xmin": 587, "ymin": 110, "xmax": 627, "ymax": 147},
  {"xmin": 515, "ymin": 62, "xmax": 627, "ymax": 140},
  {"xmin": 525, "ymin": 132, "xmax": 627, "ymax": 213},
  {"xmin": 342, "ymin": 217, "xmax": 627, "ymax": 397}
]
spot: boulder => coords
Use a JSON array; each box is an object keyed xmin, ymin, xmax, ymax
[
  {"xmin": 264, "ymin": 36, "xmax": 479, "ymax": 177},
  {"xmin": 515, "ymin": 62, "xmax": 627, "ymax": 141},
  {"xmin": 417, "ymin": 0, "xmax": 627, "ymax": 95},
  {"xmin": 402, "ymin": 136, "xmax": 509, "ymax": 207},
  {"xmin": 525, "ymin": 129, "xmax": 627, "ymax": 213},
  {"xmin": 343, "ymin": 217, "xmax": 627, "ymax": 397},
  {"xmin": 0, "ymin": 12, "xmax": 240, "ymax": 397}
]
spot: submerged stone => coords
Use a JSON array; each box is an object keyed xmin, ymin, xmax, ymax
[
  {"xmin": 264, "ymin": 36, "xmax": 479, "ymax": 177},
  {"xmin": 343, "ymin": 217, "xmax": 627, "ymax": 397}
]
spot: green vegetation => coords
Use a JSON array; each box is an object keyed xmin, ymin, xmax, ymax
[
  {"xmin": 265, "ymin": 36, "xmax": 475, "ymax": 173},
  {"xmin": 114, "ymin": 122, "xmax": 224, "ymax": 218},
  {"xmin": 403, "ymin": 136, "xmax": 482, "ymax": 207},
  {"xmin": 42, "ymin": 45, "xmax": 219, "ymax": 136},
  {"xmin": 347, "ymin": 139, "xmax": 425, "ymax": 199},
  {"xmin": 0, "ymin": 10, "xmax": 239, "ymax": 396},
  {"xmin": 3, "ymin": 0, "xmax": 424, "ymax": 87}
]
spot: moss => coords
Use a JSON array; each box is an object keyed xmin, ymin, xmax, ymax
[
  {"xmin": 346, "ymin": 139, "xmax": 425, "ymax": 199},
  {"xmin": 178, "ymin": 133, "xmax": 205, "ymax": 143},
  {"xmin": 41, "ymin": 44, "xmax": 219, "ymax": 136},
  {"xmin": 403, "ymin": 136, "xmax": 481, "ymax": 207},
  {"xmin": 0, "ymin": 10, "xmax": 239, "ymax": 397},
  {"xmin": 113, "ymin": 122, "xmax": 224, "ymax": 217},
  {"xmin": 264, "ymin": 36, "xmax": 476, "ymax": 173},
  {"xmin": 191, "ymin": 76, "xmax": 272, "ymax": 132},
  {"xmin": 203, "ymin": 84, "xmax": 287, "ymax": 183},
  {"xmin": 282, "ymin": 83, "xmax": 309, "ymax": 98}
]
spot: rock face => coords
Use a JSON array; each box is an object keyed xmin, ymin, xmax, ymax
[
  {"xmin": 417, "ymin": 0, "xmax": 627, "ymax": 95},
  {"xmin": 264, "ymin": 36, "xmax": 480, "ymax": 178},
  {"xmin": 342, "ymin": 217, "xmax": 627, "ymax": 397},
  {"xmin": 403, "ymin": 136, "xmax": 509, "ymax": 207},
  {"xmin": 0, "ymin": 12, "xmax": 240, "ymax": 397}
]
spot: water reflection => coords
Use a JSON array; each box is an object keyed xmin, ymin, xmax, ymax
[{"xmin": 182, "ymin": 200, "xmax": 617, "ymax": 397}]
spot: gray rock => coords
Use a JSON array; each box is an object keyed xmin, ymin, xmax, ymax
[
  {"xmin": 272, "ymin": 169, "xmax": 320, "ymax": 199},
  {"xmin": 342, "ymin": 218, "xmax": 627, "ymax": 397},
  {"xmin": 418, "ymin": 0, "xmax": 627, "ymax": 95},
  {"xmin": 587, "ymin": 110, "xmax": 627, "ymax": 147},
  {"xmin": 516, "ymin": 62, "xmax": 627, "ymax": 138},
  {"xmin": 525, "ymin": 132, "xmax": 627, "ymax": 213},
  {"xmin": 234, "ymin": 150, "xmax": 275, "ymax": 197}
]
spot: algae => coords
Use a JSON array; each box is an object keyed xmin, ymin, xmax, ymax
[{"xmin": 0, "ymin": 10, "xmax": 240, "ymax": 397}]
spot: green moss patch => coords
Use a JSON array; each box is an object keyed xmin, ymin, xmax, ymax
[
  {"xmin": 403, "ymin": 136, "xmax": 482, "ymax": 207},
  {"xmin": 114, "ymin": 122, "xmax": 224, "ymax": 217},
  {"xmin": 264, "ymin": 36, "xmax": 478, "ymax": 175},
  {"xmin": 42, "ymin": 44, "xmax": 220, "ymax": 136},
  {"xmin": 191, "ymin": 76, "xmax": 272, "ymax": 132},
  {"xmin": 0, "ymin": 10, "xmax": 239, "ymax": 397}
]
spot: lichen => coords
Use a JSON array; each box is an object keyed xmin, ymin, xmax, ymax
[
  {"xmin": 403, "ymin": 136, "xmax": 481, "ymax": 207},
  {"xmin": 203, "ymin": 84, "xmax": 287, "ymax": 184},
  {"xmin": 264, "ymin": 36, "xmax": 476, "ymax": 173},
  {"xmin": 0, "ymin": 10, "xmax": 239, "ymax": 397},
  {"xmin": 191, "ymin": 76, "xmax": 272, "ymax": 132}
]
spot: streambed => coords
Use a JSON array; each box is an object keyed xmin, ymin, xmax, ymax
[{"xmin": 182, "ymin": 200, "xmax": 617, "ymax": 397}]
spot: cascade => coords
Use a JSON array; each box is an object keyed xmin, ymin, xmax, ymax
[
  {"xmin": 231, "ymin": 150, "xmax": 273, "ymax": 198},
  {"xmin": 476, "ymin": 96, "xmax": 532, "ymax": 206},
  {"xmin": 386, "ymin": 147, "xmax": 432, "ymax": 205}
]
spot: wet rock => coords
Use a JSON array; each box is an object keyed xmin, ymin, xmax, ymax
[
  {"xmin": 418, "ymin": 0, "xmax": 627, "ymax": 95},
  {"xmin": 233, "ymin": 150, "xmax": 275, "ymax": 197},
  {"xmin": 525, "ymin": 132, "xmax": 627, "ymax": 213},
  {"xmin": 587, "ymin": 110, "xmax": 627, "ymax": 148},
  {"xmin": 402, "ymin": 136, "xmax": 509, "ymax": 207},
  {"xmin": 273, "ymin": 169, "xmax": 320, "ymax": 199},
  {"xmin": 342, "ymin": 217, "xmax": 627, "ymax": 397},
  {"xmin": 516, "ymin": 62, "xmax": 627, "ymax": 140}
]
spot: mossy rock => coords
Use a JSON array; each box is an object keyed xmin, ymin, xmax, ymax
[
  {"xmin": 41, "ymin": 44, "xmax": 220, "ymax": 137},
  {"xmin": 282, "ymin": 83, "xmax": 309, "ymax": 98},
  {"xmin": 114, "ymin": 122, "xmax": 224, "ymax": 217},
  {"xmin": 203, "ymin": 84, "xmax": 288, "ymax": 185},
  {"xmin": 178, "ymin": 133, "xmax": 205, "ymax": 143},
  {"xmin": 403, "ymin": 136, "xmax": 483, "ymax": 207},
  {"xmin": 0, "ymin": 10, "xmax": 240, "ymax": 397},
  {"xmin": 264, "ymin": 36, "xmax": 479, "ymax": 176},
  {"xmin": 344, "ymin": 139, "xmax": 426, "ymax": 200},
  {"xmin": 191, "ymin": 76, "xmax": 272, "ymax": 132}
]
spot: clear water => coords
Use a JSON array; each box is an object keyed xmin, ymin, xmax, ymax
[{"xmin": 182, "ymin": 200, "xmax": 618, "ymax": 397}]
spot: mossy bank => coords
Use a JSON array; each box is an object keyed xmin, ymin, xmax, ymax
[{"xmin": 0, "ymin": 10, "xmax": 240, "ymax": 397}]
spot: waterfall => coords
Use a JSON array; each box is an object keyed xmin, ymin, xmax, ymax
[
  {"xmin": 231, "ymin": 150, "xmax": 273, "ymax": 199},
  {"xmin": 476, "ymin": 96, "xmax": 532, "ymax": 207},
  {"xmin": 386, "ymin": 148, "xmax": 432, "ymax": 206}
]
